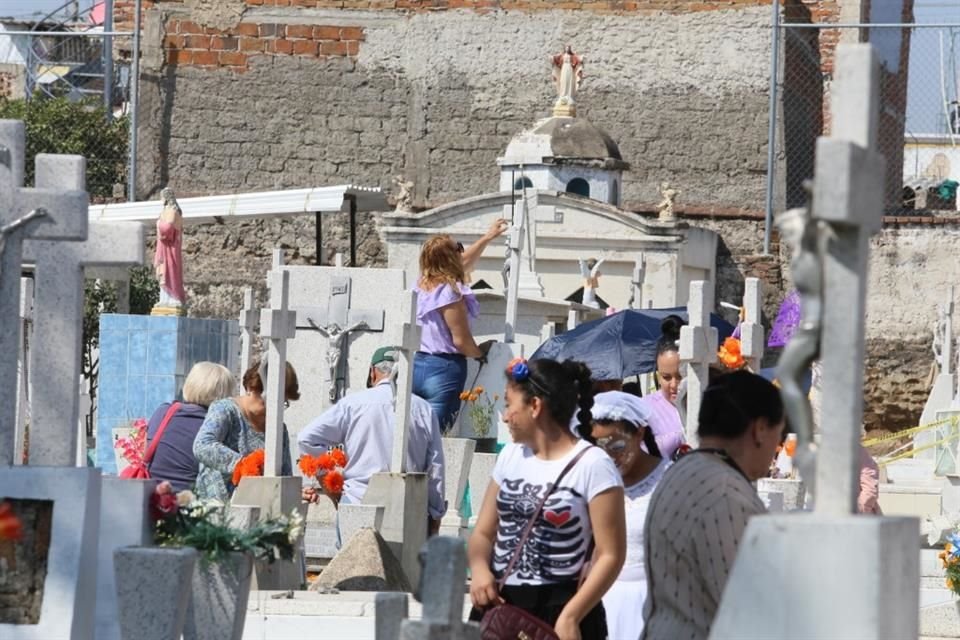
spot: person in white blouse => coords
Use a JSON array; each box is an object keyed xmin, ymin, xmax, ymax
[
  {"xmin": 591, "ymin": 391, "xmax": 670, "ymax": 640},
  {"xmin": 298, "ymin": 346, "xmax": 446, "ymax": 541}
]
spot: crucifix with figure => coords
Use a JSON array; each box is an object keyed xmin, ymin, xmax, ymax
[{"xmin": 0, "ymin": 120, "xmax": 89, "ymax": 466}]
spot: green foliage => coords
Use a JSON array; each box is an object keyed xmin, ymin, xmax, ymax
[
  {"xmin": 0, "ymin": 96, "xmax": 128, "ymax": 198},
  {"xmin": 129, "ymin": 265, "xmax": 159, "ymax": 315}
]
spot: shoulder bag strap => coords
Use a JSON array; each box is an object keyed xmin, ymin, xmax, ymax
[
  {"xmin": 497, "ymin": 445, "xmax": 594, "ymax": 590},
  {"xmin": 145, "ymin": 402, "xmax": 182, "ymax": 464}
]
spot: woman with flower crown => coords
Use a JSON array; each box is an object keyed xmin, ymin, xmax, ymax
[{"xmin": 467, "ymin": 357, "xmax": 625, "ymax": 640}]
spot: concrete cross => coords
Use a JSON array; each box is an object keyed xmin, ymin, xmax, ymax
[
  {"xmin": 679, "ymin": 280, "xmax": 718, "ymax": 448},
  {"xmin": 14, "ymin": 277, "xmax": 33, "ymax": 465},
  {"xmin": 390, "ymin": 290, "xmax": 422, "ymax": 474},
  {"xmin": 260, "ymin": 268, "xmax": 297, "ymax": 476},
  {"xmin": 811, "ymin": 45, "xmax": 885, "ymax": 516},
  {"xmin": 0, "ymin": 120, "xmax": 89, "ymax": 466},
  {"xmin": 238, "ymin": 287, "xmax": 257, "ymax": 376},
  {"xmin": 22, "ymin": 221, "xmax": 144, "ymax": 466},
  {"xmin": 503, "ymin": 206, "xmax": 523, "ymax": 344},
  {"xmin": 400, "ymin": 536, "xmax": 480, "ymax": 640},
  {"xmin": 740, "ymin": 277, "xmax": 764, "ymax": 372}
]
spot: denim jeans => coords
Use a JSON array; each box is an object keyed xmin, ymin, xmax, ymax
[{"xmin": 413, "ymin": 352, "xmax": 468, "ymax": 433}]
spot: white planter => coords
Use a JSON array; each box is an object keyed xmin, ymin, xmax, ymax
[
  {"xmin": 183, "ymin": 551, "xmax": 254, "ymax": 640},
  {"xmin": 113, "ymin": 546, "xmax": 198, "ymax": 640}
]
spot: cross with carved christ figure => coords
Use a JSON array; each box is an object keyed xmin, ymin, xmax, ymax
[{"xmin": 0, "ymin": 121, "xmax": 89, "ymax": 466}]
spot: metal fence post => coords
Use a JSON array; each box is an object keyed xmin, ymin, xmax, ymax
[
  {"xmin": 127, "ymin": 0, "xmax": 142, "ymax": 202},
  {"xmin": 763, "ymin": 0, "xmax": 781, "ymax": 256},
  {"xmin": 103, "ymin": 0, "xmax": 114, "ymax": 121}
]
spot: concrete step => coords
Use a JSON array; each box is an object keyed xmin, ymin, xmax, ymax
[
  {"xmin": 885, "ymin": 459, "xmax": 939, "ymax": 485},
  {"xmin": 922, "ymin": 593, "xmax": 960, "ymax": 639}
]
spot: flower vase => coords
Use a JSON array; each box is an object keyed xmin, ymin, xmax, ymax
[
  {"xmin": 183, "ymin": 551, "xmax": 254, "ymax": 640},
  {"xmin": 114, "ymin": 546, "xmax": 198, "ymax": 640}
]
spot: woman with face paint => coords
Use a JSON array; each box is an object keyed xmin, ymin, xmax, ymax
[{"xmin": 591, "ymin": 391, "xmax": 669, "ymax": 640}]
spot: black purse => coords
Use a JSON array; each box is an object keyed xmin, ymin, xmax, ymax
[{"xmin": 480, "ymin": 446, "xmax": 595, "ymax": 640}]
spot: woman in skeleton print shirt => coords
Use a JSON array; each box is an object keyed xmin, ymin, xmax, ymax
[{"xmin": 468, "ymin": 358, "xmax": 626, "ymax": 640}]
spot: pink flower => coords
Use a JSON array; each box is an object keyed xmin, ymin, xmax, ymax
[{"xmin": 149, "ymin": 482, "xmax": 178, "ymax": 521}]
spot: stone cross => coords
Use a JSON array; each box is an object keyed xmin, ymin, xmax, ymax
[
  {"xmin": 811, "ymin": 45, "xmax": 885, "ymax": 516},
  {"xmin": 628, "ymin": 253, "xmax": 646, "ymax": 309},
  {"xmin": 936, "ymin": 286, "xmax": 954, "ymax": 376},
  {"xmin": 14, "ymin": 276, "xmax": 33, "ymax": 465},
  {"xmin": 238, "ymin": 287, "xmax": 256, "ymax": 376},
  {"xmin": 261, "ymin": 268, "xmax": 297, "ymax": 476},
  {"xmin": 391, "ymin": 290, "xmax": 421, "ymax": 474},
  {"xmin": 740, "ymin": 277, "xmax": 764, "ymax": 372},
  {"xmin": 503, "ymin": 205, "xmax": 523, "ymax": 344},
  {"xmin": 679, "ymin": 280, "xmax": 718, "ymax": 448},
  {"xmin": 400, "ymin": 536, "xmax": 480, "ymax": 640},
  {"xmin": 0, "ymin": 120, "xmax": 89, "ymax": 466},
  {"xmin": 22, "ymin": 221, "xmax": 144, "ymax": 466}
]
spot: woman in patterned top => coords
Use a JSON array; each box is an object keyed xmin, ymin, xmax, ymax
[
  {"xmin": 590, "ymin": 391, "xmax": 669, "ymax": 640},
  {"xmin": 642, "ymin": 370, "xmax": 784, "ymax": 640},
  {"xmin": 192, "ymin": 360, "xmax": 300, "ymax": 501},
  {"xmin": 468, "ymin": 358, "xmax": 625, "ymax": 640}
]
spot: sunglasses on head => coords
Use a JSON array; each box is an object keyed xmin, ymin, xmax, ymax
[{"xmin": 455, "ymin": 242, "xmax": 464, "ymax": 253}]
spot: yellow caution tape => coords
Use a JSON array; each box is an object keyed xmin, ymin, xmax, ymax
[
  {"xmin": 878, "ymin": 429, "xmax": 960, "ymax": 466},
  {"xmin": 861, "ymin": 416, "xmax": 957, "ymax": 447}
]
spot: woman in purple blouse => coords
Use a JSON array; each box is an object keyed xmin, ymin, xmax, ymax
[
  {"xmin": 639, "ymin": 315, "xmax": 687, "ymax": 460},
  {"xmin": 413, "ymin": 222, "xmax": 506, "ymax": 432}
]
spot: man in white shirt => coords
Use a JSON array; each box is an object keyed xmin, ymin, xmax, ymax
[{"xmin": 298, "ymin": 346, "xmax": 447, "ymax": 539}]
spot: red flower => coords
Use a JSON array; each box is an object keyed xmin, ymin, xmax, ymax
[
  {"xmin": 149, "ymin": 485, "xmax": 179, "ymax": 522},
  {"xmin": 322, "ymin": 470, "xmax": 344, "ymax": 496},
  {"xmin": 298, "ymin": 455, "xmax": 322, "ymax": 478},
  {"xmin": 329, "ymin": 448, "xmax": 347, "ymax": 468},
  {"xmin": 317, "ymin": 452, "xmax": 336, "ymax": 472},
  {"xmin": 0, "ymin": 501, "xmax": 23, "ymax": 542}
]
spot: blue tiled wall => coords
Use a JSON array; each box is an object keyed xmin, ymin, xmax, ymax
[{"xmin": 96, "ymin": 314, "xmax": 240, "ymax": 473}]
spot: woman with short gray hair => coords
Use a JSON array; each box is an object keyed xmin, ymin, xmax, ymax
[{"xmin": 145, "ymin": 361, "xmax": 235, "ymax": 491}]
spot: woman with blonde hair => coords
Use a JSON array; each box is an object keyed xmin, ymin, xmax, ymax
[
  {"xmin": 193, "ymin": 359, "xmax": 300, "ymax": 500},
  {"xmin": 413, "ymin": 220, "xmax": 506, "ymax": 432},
  {"xmin": 145, "ymin": 361, "xmax": 235, "ymax": 491}
]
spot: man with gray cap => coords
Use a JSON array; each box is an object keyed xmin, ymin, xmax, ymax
[{"xmin": 298, "ymin": 346, "xmax": 447, "ymax": 538}]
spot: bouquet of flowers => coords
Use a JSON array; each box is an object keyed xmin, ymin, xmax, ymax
[
  {"xmin": 114, "ymin": 418, "xmax": 149, "ymax": 477},
  {"xmin": 717, "ymin": 337, "xmax": 746, "ymax": 370},
  {"xmin": 298, "ymin": 447, "xmax": 348, "ymax": 503},
  {"xmin": 151, "ymin": 482, "xmax": 303, "ymax": 563},
  {"xmin": 231, "ymin": 449, "xmax": 265, "ymax": 487},
  {"xmin": 0, "ymin": 501, "xmax": 23, "ymax": 542},
  {"xmin": 460, "ymin": 385, "xmax": 498, "ymax": 438},
  {"xmin": 941, "ymin": 533, "xmax": 960, "ymax": 595}
]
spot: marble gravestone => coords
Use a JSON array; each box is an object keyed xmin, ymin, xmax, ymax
[
  {"xmin": 678, "ymin": 280, "xmax": 718, "ymax": 449},
  {"xmin": 709, "ymin": 44, "xmax": 919, "ymax": 640}
]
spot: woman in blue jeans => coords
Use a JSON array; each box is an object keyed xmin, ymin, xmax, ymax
[{"xmin": 413, "ymin": 223, "xmax": 505, "ymax": 432}]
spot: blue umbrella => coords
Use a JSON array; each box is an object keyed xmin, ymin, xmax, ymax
[{"xmin": 531, "ymin": 307, "xmax": 736, "ymax": 380}]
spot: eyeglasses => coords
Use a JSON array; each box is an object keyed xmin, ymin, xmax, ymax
[
  {"xmin": 455, "ymin": 241, "xmax": 464, "ymax": 253},
  {"xmin": 596, "ymin": 434, "xmax": 632, "ymax": 456}
]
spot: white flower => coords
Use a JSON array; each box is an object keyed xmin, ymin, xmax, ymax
[{"xmin": 176, "ymin": 490, "xmax": 196, "ymax": 507}]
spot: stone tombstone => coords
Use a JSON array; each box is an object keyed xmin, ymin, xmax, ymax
[
  {"xmin": 458, "ymin": 342, "xmax": 525, "ymax": 445},
  {"xmin": 22, "ymin": 221, "xmax": 144, "ymax": 466},
  {"xmin": 678, "ymin": 280, "xmax": 718, "ymax": 448},
  {"xmin": 468, "ymin": 452, "xmax": 499, "ymax": 527},
  {"xmin": 400, "ymin": 536, "xmax": 479, "ymax": 640},
  {"xmin": 271, "ymin": 263, "xmax": 405, "ymax": 453},
  {"xmin": 376, "ymin": 593, "xmax": 410, "ymax": 640},
  {"xmin": 740, "ymin": 277, "xmax": 764, "ymax": 372},
  {"xmin": 439, "ymin": 437, "xmax": 475, "ymax": 537},
  {"xmin": 0, "ymin": 120, "xmax": 89, "ymax": 466},
  {"xmin": 709, "ymin": 45, "xmax": 919, "ymax": 640},
  {"xmin": 238, "ymin": 286, "xmax": 256, "ymax": 376},
  {"xmin": 260, "ymin": 267, "xmax": 296, "ymax": 477}
]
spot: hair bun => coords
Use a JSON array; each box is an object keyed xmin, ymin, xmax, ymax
[{"xmin": 660, "ymin": 314, "xmax": 686, "ymax": 342}]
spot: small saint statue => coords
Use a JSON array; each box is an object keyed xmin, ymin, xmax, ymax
[
  {"xmin": 393, "ymin": 175, "xmax": 415, "ymax": 213},
  {"xmin": 579, "ymin": 257, "xmax": 604, "ymax": 309},
  {"xmin": 657, "ymin": 182, "xmax": 680, "ymax": 222},
  {"xmin": 152, "ymin": 188, "xmax": 186, "ymax": 315},
  {"xmin": 551, "ymin": 45, "xmax": 584, "ymax": 117}
]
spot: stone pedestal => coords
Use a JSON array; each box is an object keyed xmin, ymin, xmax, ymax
[
  {"xmin": 231, "ymin": 476, "xmax": 306, "ymax": 590},
  {"xmin": 439, "ymin": 438, "xmax": 475, "ymax": 538},
  {"xmin": 456, "ymin": 342, "xmax": 524, "ymax": 445},
  {"xmin": 709, "ymin": 515, "xmax": 919, "ymax": 640},
  {"xmin": 468, "ymin": 453, "xmax": 498, "ymax": 528},
  {"xmin": 95, "ymin": 477, "xmax": 157, "ymax": 640},
  {"xmin": 96, "ymin": 314, "xmax": 239, "ymax": 473},
  {"xmin": 362, "ymin": 472, "xmax": 428, "ymax": 588}
]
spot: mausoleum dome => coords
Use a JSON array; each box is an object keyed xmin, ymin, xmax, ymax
[{"xmin": 499, "ymin": 116, "xmax": 628, "ymax": 171}]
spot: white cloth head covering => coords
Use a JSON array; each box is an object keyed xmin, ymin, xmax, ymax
[{"xmin": 592, "ymin": 391, "xmax": 653, "ymax": 429}]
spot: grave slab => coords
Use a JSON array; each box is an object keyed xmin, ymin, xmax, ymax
[
  {"xmin": 439, "ymin": 438, "xmax": 475, "ymax": 537},
  {"xmin": 468, "ymin": 453, "xmax": 499, "ymax": 528}
]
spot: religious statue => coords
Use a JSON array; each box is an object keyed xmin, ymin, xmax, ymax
[
  {"xmin": 310, "ymin": 319, "xmax": 369, "ymax": 403},
  {"xmin": 579, "ymin": 257, "xmax": 605, "ymax": 309},
  {"xmin": 657, "ymin": 182, "xmax": 680, "ymax": 222},
  {"xmin": 774, "ymin": 182, "xmax": 823, "ymax": 488},
  {"xmin": 551, "ymin": 45, "xmax": 584, "ymax": 117},
  {"xmin": 152, "ymin": 188, "xmax": 186, "ymax": 315},
  {"xmin": 393, "ymin": 175, "xmax": 415, "ymax": 213}
]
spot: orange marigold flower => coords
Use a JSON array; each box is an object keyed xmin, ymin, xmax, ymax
[
  {"xmin": 493, "ymin": 394, "xmax": 499, "ymax": 401},
  {"xmin": 322, "ymin": 470, "xmax": 344, "ymax": 496},
  {"xmin": 475, "ymin": 386, "xmax": 484, "ymax": 394},
  {"xmin": 718, "ymin": 337, "xmax": 745, "ymax": 370},
  {"xmin": 329, "ymin": 448, "xmax": 348, "ymax": 468},
  {"xmin": 232, "ymin": 449, "xmax": 265, "ymax": 486},
  {"xmin": 317, "ymin": 452, "xmax": 336, "ymax": 471},
  {"xmin": 298, "ymin": 455, "xmax": 322, "ymax": 478},
  {"xmin": 459, "ymin": 391, "xmax": 470, "ymax": 401},
  {"xmin": 469, "ymin": 393, "xmax": 479, "ymax": 402},
  {"xmin": 0, "ymin": 501, "xmax": 22, "ymax": 542}
]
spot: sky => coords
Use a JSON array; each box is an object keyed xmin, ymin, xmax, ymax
[{"xmin": 0, "ymin": 1, "xmax": 96, "ymax": 21}]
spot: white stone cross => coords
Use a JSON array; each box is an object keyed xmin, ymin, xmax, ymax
[
  {"xmin": 22, "ymin": 221, "xmax": 144, "ymax": 466},
  {"xmin": 740, "ymin": 277, "xmax": 764, "ymax": 372},
  {"xmin": 0, "ymin": 120, "xmax": 89, "ymax": 466},
  {"xmin": 390, "ymin": 289, "xmax": 422, "ymax": 474},
  {"xmin": 811, "ymin": 45, "xmax": 885, "ymax": 516},
  {"xmin": 504, "ymin": 207, "xmax": 524, "ymax": 344},
  {"xmin": 238, "ymin": 287, "xmax": 256, "ymax": 376},
  {"xmin": 261, "ymin": 268, "xmax": 297, "ymax": 476},
  {"xmin": 400, "ymin": 536, "xmax": 481, "ymax": 640},
  {"xmin": 679, "ymin": 280, "xmax": 718, "ymax": 448},
  {"xmin": 13, "ymin": 276, "xmax": 33, "ymax": 465}
]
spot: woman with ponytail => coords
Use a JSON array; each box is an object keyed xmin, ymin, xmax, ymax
[
  {"xmin": 468, "ymin": 358, "xmax": 626, "ymax": 640},
  {"xmin": 641, "ymin": 370, "xmax": 784, "ymax": 640},
  {"xmin": 639, "ymin": 315, "xmax": 687, "ymax": 459},
  {"xmin": 590, "ymin": 391, "xmax": 668, "ymax": 640}
]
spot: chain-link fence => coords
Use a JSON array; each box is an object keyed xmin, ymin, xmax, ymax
[{"xmin": 769, "ymin": 22, "xmax": 960, "ymax": 234}]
